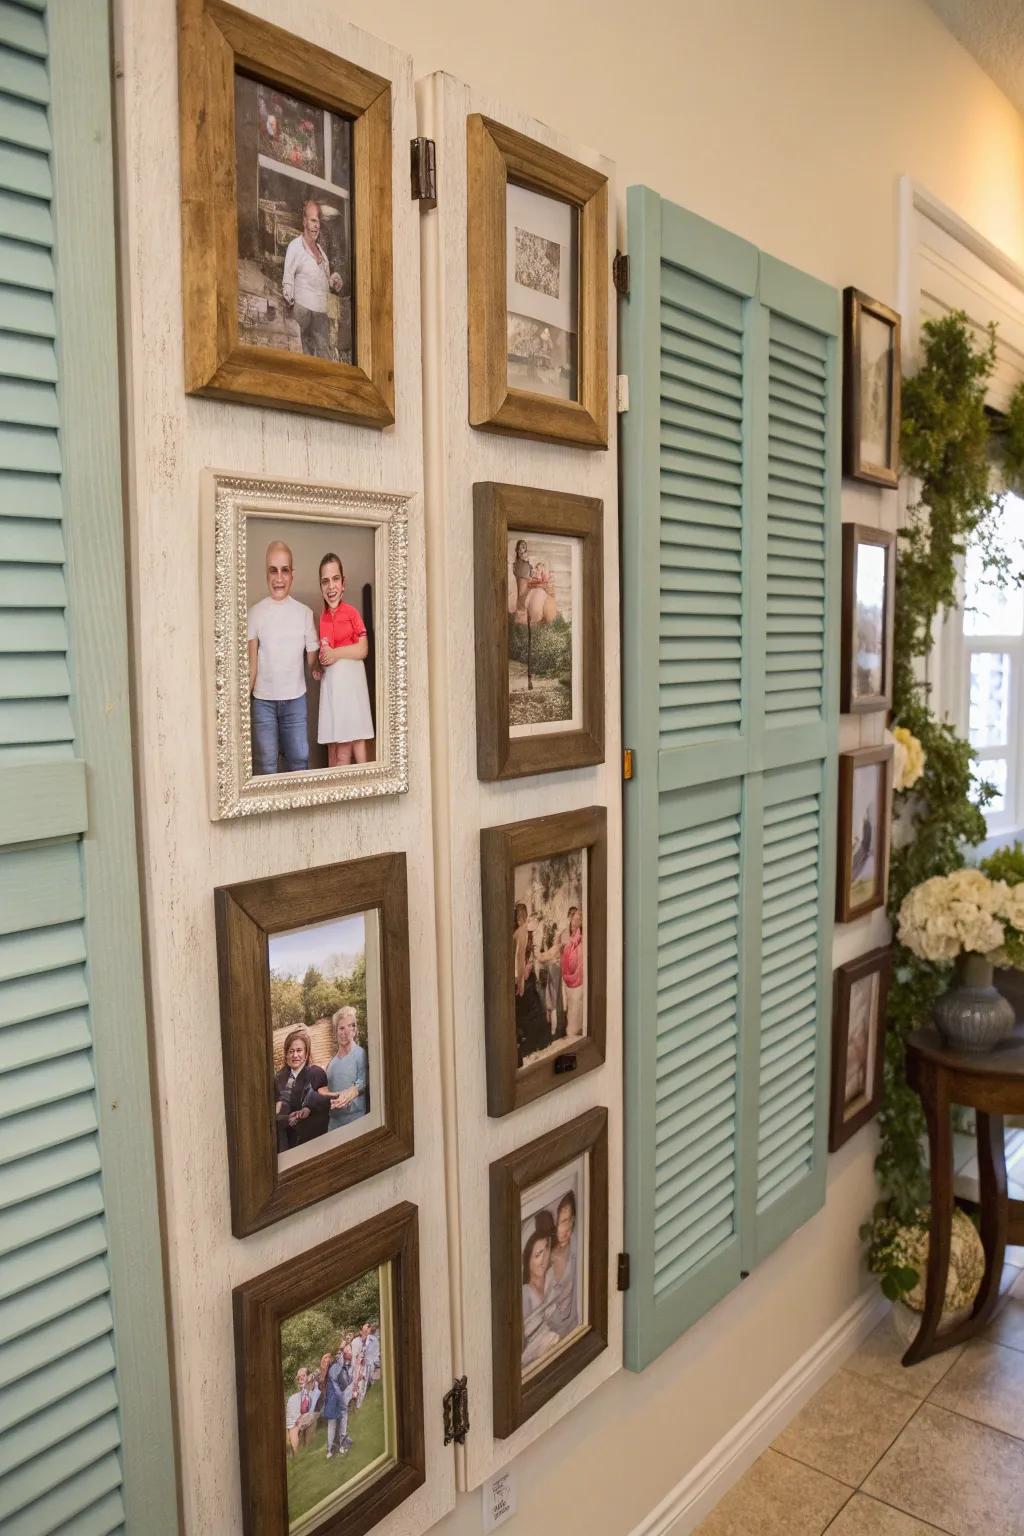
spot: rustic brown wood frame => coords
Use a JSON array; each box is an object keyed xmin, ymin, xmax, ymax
[
  {"xmin": 828, "ymin": 945, "xmax": 891, "ymax": 1151},
  {"xmin": 480, "ymin": 806, "xmax": 607, "ymax": 1116},
  {"xmin": 836, "ymin": 745, "xmax": 893, "ymax": 923},
  {"xmin": 842, "ymin": 287, "xmax": 902, "ymax": 487},
  {"xmin": 234, "ymin": 1202, "xmax": 424, "ymax": 1536},
  {"xmin": 178, "ymin": 0, "xmax": 395, "ymax": 426},
  {"xmin": 839, "ymin": 522, "xmax": 896, "ymax": 713},
  {"xmin": 467, "ymin": 114, "xmax": 608, "ymax": 448},
  {"xmin": 473, "ymin": 481, "xmax": 605, "ymax": 779},
  {"xmin": 215, "ymin": 852, "xmax": 413, "ymax": 1236},
  {"xmin": 489, "ymin": 1107, "xmax": 608, "ymax": 1438}
]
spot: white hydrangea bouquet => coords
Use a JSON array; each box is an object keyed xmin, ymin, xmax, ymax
[{"xmin": 897, "ymin": 867, "xmax": 1024, "ymax": 969}]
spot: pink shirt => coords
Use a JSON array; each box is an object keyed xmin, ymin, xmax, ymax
[{"xmin": 320, "ymin": 602, "xmax": 366, "ymax": 648}]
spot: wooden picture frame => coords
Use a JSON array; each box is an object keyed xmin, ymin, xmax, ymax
[
  {"xmin": 840, "ymin": 523, "xmax": 896, "ymax": 714},
  {"xmin": 234, "ymin": 1202, "xmax": 424, "ymax": 1536},
  {"xmin": 467, "ymin": 114, "xmax": 608, "ymax": 448},
  {"xmin": 473, "ymin": 481, "xmax": 605, "ymax": 780},
  {"xmin": 215, "ymin": 853, "xmax": 413, "ymax": 1236},
  {"xmin": 481, "ymin": 806, "xmax": 607, "ymax": 1116},
  {"xmin": 836, "ymin": 745, "xmax": 893, "ymax": 922},
  {"xmin": 178, "ymin": 0, "xmax": 395, "ymax": 426},
  {"xmin": 829, "ymin": 946, "xmax": 891, "ymax": 1151},
  {"xmin": 490, "ymin": 1107, "xmax": 608, "ymax": 1438},
  {"xmin": 842, "ymin": 287, "xmax": 901, "ymax": 487}
]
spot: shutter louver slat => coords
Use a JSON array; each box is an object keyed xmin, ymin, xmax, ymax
[
  {"xmin": 3, "ymin": 1451, "xmax": 122, "ymax": 1536},
  {"xmin": 0, "ymin": 1324, "xmax": 114, "ymax": 1427}
]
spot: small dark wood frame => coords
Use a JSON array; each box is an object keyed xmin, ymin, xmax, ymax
[
  {"xmin": 467, "ymin": 114, "xmax": 608, "ymax": 449},
  {"xmin": 828, "ymin": 945, "xmax": 891, "ymax": 1151},
  {"xmin": 490, "ymin": 1107, "xmax": 608, "ymax": 1438},
  {"xmin": 178, "ymin": 0, "xmax": 395, "ymax": 426},
  {"xmin": 234, "ymin": 1202, "xmax": 424, "ymax": 1536},
  {"xmin": 842, "ymin": 287, "xmax": 902, "ymax": 487},
  {"xmin": 840, "ymin": 523, "xmax": 896, "ymax": 713},
  {"xmin": 474, "ymin": 481, "xmax": 605, "ymax": 780},
  {"xmin": 836, "ymin": 745, "xmax": 893, "ymax": 923},
  {"xmin": 215, "ymin": 853, "xmax": 413, "ymax": 1236},
  {"xmin": 481, "ymin": 806, "xmax": 607, "ymax": 1115}
]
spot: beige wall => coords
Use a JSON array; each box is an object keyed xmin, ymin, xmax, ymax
[{"xmin": 317, "ymin": 0, "xmax": 1021, "ymax": 1531}]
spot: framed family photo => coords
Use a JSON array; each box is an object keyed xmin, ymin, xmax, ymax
[
  {"xmin": 490, "ymin": 1107, "xmax": 608, "ymax": 1438},
  {"xmin": 204, "ymin": 472, "xmax": 408, "ymax": 819},
  {"xmin": 842, "ymin": 288, "xmax": 902, "ymax": 487},
  {"xmin": 840, "ymin": 523, "xmax": 895, "ymax": 713},
  {"xmin": 467, "ymin": 115, "xmax": 608, "ymax": 448},
  {"xmin": 178, "ymin": 0, "xmax": 395, "ymax": 426},
  {"xmin": 829, "ymin": 946, "xmax": 891, "ymax": 1151},
  {"xmin": 474, "ymin": 482, "xmax": 604, "ymax": 780},
  {"xmin": 215, "ymin": 852, "xmax": 413, "ymax": 1236},
  {"xmin": 234, "ymin": 1203, "xmax": 424, "ymax": 1536},
  {"xmin": 836, "ymin": 745, "xmax": 893, "ymax": 922},
  {"xmin": 480, "ymin": 806, "xmax": 607, "ymax": 1116}
]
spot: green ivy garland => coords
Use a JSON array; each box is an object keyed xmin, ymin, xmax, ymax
[{"xmin": 864, "ymin": 311, "xmax": 1024, "ymax": 1298}]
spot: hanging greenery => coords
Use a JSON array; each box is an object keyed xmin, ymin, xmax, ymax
[{"xmin": 864, "ymin": 310, "xmax": 1024, "ymax": 1299}]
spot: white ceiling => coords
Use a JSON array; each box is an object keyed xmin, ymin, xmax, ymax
[{"xmin": 926, "ymin": 0, "xmax": 1024, "ymax": 116}]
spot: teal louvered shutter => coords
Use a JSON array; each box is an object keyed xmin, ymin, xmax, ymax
[{"xmin": 621, "ymin": 187, "xmax": 838, "ymax": 1370}]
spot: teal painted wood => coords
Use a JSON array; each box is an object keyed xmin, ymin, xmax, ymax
[
  {"xmin": 622, "ymin": 187, "xmax": 839, "ymax": 1368},
  {"xmin": 0, "ymin": 758, "xmax": 85, "ymax": 842}
]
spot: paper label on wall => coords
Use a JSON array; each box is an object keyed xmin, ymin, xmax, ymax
[{"xmin": 482, "ymin": 1469, "xmax": 517, "ymax": 1531}]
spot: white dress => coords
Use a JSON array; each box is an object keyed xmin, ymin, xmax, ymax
[{"xmin": 318, "ymin": 658, "xmax": 373, "ymax": 745}]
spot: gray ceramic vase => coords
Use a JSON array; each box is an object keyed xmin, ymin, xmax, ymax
[{"xmin": 932, "ymin": 953, "xmax": 1016, "ymax": 1054}]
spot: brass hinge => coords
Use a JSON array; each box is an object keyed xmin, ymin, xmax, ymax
[
  {"xmin": 410, "ymin": 137, "xmax": 437, "ymax": 207},
  {"xmin": 623, "ymin": 747, "xmax": 635, "ymax": 781},
  {"xmin": 442, "ymin": 1375, "xmax": 469, "ymax": 1445},
  {"xmin": 617, "ymin": 1252, "xmax": 631, "ymax": 1291},
  {"xmin": 613, "ymin": 250, "xmax": 630, "ymax": 296}
]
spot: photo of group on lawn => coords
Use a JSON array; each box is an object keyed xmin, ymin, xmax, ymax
[
  {"xmin": 520, "ymin": 1157, "xmax": 588, "ymax": 1382},
  {"xmin": 268, "ymin": 910, "xmax": 383, "ymax": 1172},
  {"xmin": 281, "ymin": 1265, "xmax": 392, "ymax": 1534},
  {"xmin": 512, "ymin": 848, "xmax": 588, "ymax": 1070}
]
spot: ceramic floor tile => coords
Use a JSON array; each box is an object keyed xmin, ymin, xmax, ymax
[
  {"xmin": 771, "ymin": 1369, "xmax": 917, "ymax": 1487},
  {"xmin": 693, "ymin": 1450, "xmax": 850, "ymax": 1536},
  {"xmin": 824, "ymin": 1493, "xmax": 951, "ymax": 1535},
  {"xmin": 928, "ymin": 1338, "xmax": 1024, "ymax": 1438},
  {"xmin": 984, "ymin": 1291, "xmax": 1024, "ymax": 1352},
  {"xmin": 863, "ymin": 1403, "xmax": 1024, "ymax": 1536},
  {"xmin": 844, "ymin": 1317, "xmax": 963, "ymax": 1401}
]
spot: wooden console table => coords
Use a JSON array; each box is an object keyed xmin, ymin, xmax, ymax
[{"xmin": 902, "ymin": 1025, "xmax": 1024, "ymax": 1365}]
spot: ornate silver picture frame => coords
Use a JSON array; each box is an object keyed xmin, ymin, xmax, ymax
[{"xmin": 204, "ymin": 472, "xmax": 409, "ymax": 819}]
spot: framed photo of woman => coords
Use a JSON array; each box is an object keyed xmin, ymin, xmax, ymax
[
  {"xmin": 840, "ymin": 523, "xmax": 895, "ymax": 713},
  {"xmin": 842, "ymin": 288, "xmax": 902, "ymax": 487},
  {"xmin": 836, "ymin": 746, "xmax": 894, "ymax": 922},
  {"xmin": 234, "ymin": 1202, "xmax": 424, "ymax": 1536},
  {"xmin": 474, "ymin": 481, "xmax": 605, "ymax": 780},
  {"xmin": 480, "ymin": 806, "xmax": 607, "ymax": 1116},
  {"xmin": 178, "ymin": 0, "xmax": 395, "ymax": 426},
  {"xmin": 215, "ymin": 853, "xmax": 413, "ymax": 1236},
  {"xmin": 489, "ymin": 1107, "xmax": 608, "ymax": 1438},
  {"xmin": 204, "ymin": 472, "xmax": 408, "ymax": 819},
  {"xmin": 829, "ymin": 946, "xmax": 891, "ymax": 1151}
]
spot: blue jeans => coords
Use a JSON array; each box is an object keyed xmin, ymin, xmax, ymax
[{"xmin": 251, "ymin": 695, "xmax": 309, "ymax": 775}]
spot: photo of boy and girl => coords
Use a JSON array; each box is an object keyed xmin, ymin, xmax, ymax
[
  {"xmin": 281, "ymin": 1265, "xmax": 390, "ymax": 1534},
  {"xmin": 245, "ymin": 518, "xmax": 376, "ymax": 777},
  {"xmin": 268, "ymin": 912, "xmax": 381, "ymax": 1172},
  {"xmin": 520, "ymin": 1159, "xmax": 587, "ymax": 1382}
]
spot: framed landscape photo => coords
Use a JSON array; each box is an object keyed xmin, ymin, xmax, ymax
[
  {"xmin": 829, "ymin": 946, "xmax": 891, "ymax": 1151},
  {"xmin": 178, "ymin": 0, "xmax": 395, "ymax": 426},
  {"xmin": 234, "ymin": 1203, "xmax": 424, "ymax": 1536},
  {"xmin": 204, "ymin": 473, "xmax": 408, "ymax": 819},
  {"xmin": 467, "ymin": 115, "xmax": 608, "ymax": 448},
  {"xmin": 836, "ymin": 745, "xmax": 893, "ymax": 922},
  {"xmin": 215, "ymin": 853, "xmax": 413, "ymax": 1236},
  {"xmin": 490, "ymin": 1106, "xmax": 608, "ymax": 1438},
  {"xmin": 474, "ymin": 482, "xmax": 604, "ymax": 780},
  {"xmin": 840, "ymin": 523, "xmax": 895, "ymax": 713},
  {"xmin": 842, "ymin": 288, "xmax": 901, "ymax": 487},
  {"xmin": 480, "ymin": 807, "xmax": 607, "ymax": 1116}
]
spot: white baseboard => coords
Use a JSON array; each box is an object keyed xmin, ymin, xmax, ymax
[{"xmin": 628, "ymin": 1287, "xmax": 889, "ymax": 1536}]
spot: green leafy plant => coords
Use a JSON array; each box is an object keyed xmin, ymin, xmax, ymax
[{"xmin": 980, "ymin": 841, "xmax": 1024, "ymax": 887}]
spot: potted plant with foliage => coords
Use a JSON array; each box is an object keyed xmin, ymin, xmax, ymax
[{"xmin": 981, "ymin": 842, "xmax": 1024, "ymax": 1021}]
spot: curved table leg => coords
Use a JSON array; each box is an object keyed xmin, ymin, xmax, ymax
[
  {"xmin": 903, "ymin": 1064, "xmax": 952, "ymax": 1366},
  {"xmin": 971, "ymin": 1111, "xmax": 1008, "ymax": 1325}
]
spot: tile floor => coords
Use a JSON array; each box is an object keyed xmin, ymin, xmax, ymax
[{"xmin": 694, "ymin": 1137, "xmax": 1024, "ymax": 1536}]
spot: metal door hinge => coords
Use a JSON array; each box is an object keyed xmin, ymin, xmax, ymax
[
  {"xmin": 613, "ymin": 250, "xmax": 630, "ymax": 296},
  {"xmin": 411, "ymin": 137, "xmax": 437, "ymax": 206},
  {"xmin": 617, "ymin": 1252, "xmax": 631, "ymax": 1291},
  {"xmin": 442, "ymin": 1375, "xmax": 469, "ymax": 1445},
  {"xmin": 623, "ymin": 747, "xmax": 635, "ymax": 781}
]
